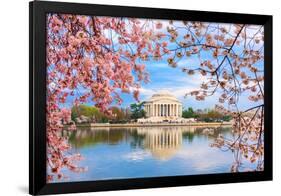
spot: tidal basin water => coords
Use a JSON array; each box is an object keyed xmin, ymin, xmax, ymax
[{"xmin": 58, "ymin": 126, "xmax": 244, "ymax": 182}]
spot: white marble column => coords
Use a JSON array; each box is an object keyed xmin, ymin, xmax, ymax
[
  {"xmin": 169, "ymin": 104, "xmax": 171, "ymax": 116},
  {"xmin": 170, "ymin": 104, "xmax": 172, "ymax": 116},
  {"xmin": 156, "ymin": 104, "xmax": 159, "ymax": 116},
  {"xmin": 176, "ymin": 104, "xmax": 178, "ymax": 117},
  {"xmin": 169, "ymin": 104, "xmax": 172, "ymax": 116},
  {"xmin": 157, "ymin": 104, "xmax": 158, "ymax": 117},
  {"xmin": 155, "ymin": 104, "xmax": 157, "ymax": 117},
  {"xmin": 179, "ymin": 105, "xmax": 182, "ymax": 117},
  {"xmin": 157, "ymin": 104, "xmax": 159, "ymax": 117}
]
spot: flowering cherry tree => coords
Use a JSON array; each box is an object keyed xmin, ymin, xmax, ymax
[
  {"xmin": 47, "ymin": 14, "xmax": 265, "ymax": 181},
  {"xmin": 46, "ymin": 14, "xmax": 167, "ymax": 181},
  {"xmin": 162, "ymin": 21, "xmax": 264, "ymax": 172}
]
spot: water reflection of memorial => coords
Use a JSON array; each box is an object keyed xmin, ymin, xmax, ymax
[
  {"xmin": 64, "ymin": 126, "xmax": 231, "ymax": 160},
  {"xmin": 137, "ymin": 127, "xmax": 184, "ymax": 160}
]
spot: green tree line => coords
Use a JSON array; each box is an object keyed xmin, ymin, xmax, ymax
[
  {"xmin": 182, "ymin": 107, "xmax": 232, "ymax": 122},
  {"xmin": 71, "ymin": 102, "xmax": 146, "ymax": 124},
  {"xmin": 71, "ymin": 104, "xmax": 231, "ymax": 124}
]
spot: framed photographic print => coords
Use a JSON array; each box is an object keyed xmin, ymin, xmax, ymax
[{"xmin": 29, "ymin": 1, "xmax": 272, "ymax": 195}]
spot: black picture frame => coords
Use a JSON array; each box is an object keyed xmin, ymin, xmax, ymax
[{"xmin": 29, "ymin": 1, "xmax": 273, "ymax": 195}]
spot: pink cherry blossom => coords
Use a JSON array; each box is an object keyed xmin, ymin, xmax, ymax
[{"xmin": 46, "ymin": 14, "xmax": 166, "ymax": 181}]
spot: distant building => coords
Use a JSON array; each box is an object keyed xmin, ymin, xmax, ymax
[
  {"xmin": 144, "ymin": 90, "xmax": 183, "ymax": 119},
  {"xmin": 136, "ymin": 90, "xmax": 195, "ymax": 123}
]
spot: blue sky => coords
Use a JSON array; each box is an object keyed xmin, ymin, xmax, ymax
[
  {"xmin": 60, "ymin": 19, "xmax": 264, "ymax": 111},
  {"xmin": 117, "ymin": 58, "xmax": 220, "ymax": 110},
  {"xmin": 115, "ymin": 20, "xmax": 264, "ymax": 111},
  {"xmin": 117, "ymin": 57, "xmax": 261, "ymax": 111}
]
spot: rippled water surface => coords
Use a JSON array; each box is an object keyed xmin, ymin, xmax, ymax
[{"xmin": 57, "ymin": 126, "xmax": 247, "ymax": 182}]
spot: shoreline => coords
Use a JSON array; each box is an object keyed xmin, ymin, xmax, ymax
[{"xmin": 72, "ymin": 122, "xmax": 232, "ymax": 128}]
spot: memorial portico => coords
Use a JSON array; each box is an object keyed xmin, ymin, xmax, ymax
[{"xmin": 143, "ymin": 91, "xmax": 182, "ymax": 119}]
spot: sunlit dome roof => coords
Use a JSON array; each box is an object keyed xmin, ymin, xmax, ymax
[
  {"xmin": 153, "ymin": 90, "xmax": 173, "ymax": 96},
  {"xmin": 147, "ymin": 90, "xmax": 180, "ymax": 103}
]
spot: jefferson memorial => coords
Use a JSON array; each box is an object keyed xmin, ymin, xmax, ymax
[{"xmin": 139, "ymin": 90, "xmax": 185, "ymax": 123}]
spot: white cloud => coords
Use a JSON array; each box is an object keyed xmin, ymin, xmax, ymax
[
  {"xmin": 122, "ymin": 150, "xmax": 151, "ymax": 162},
  {"xmin": 138, "ymin": 70, "xmax": 209, "ymax": 100},
  {"xmin": 175, "ymin": 145, "xmax": 232, "ymax": 171},
  {"xmin": 138, "ymin": 87, "xmax": 156, "ymax": 99}
]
